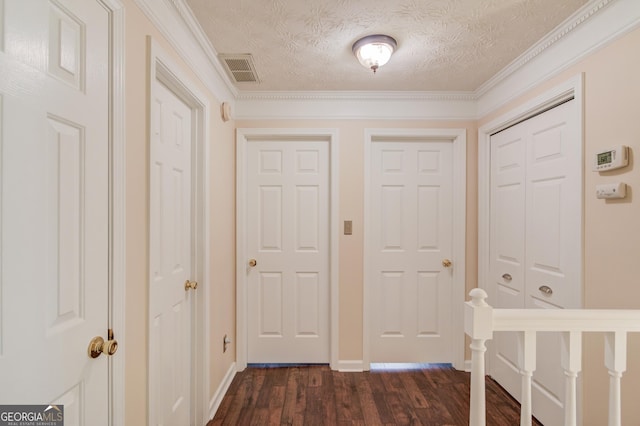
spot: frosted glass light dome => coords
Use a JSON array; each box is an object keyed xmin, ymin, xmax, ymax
[{"xmin": 352, "ymin": 35, "xmax": 397, "ymax": 73}]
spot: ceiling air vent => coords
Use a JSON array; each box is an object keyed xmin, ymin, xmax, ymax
[{"xmin": 219, "ymin": 54, "xmax": 260, "ymax": 83}]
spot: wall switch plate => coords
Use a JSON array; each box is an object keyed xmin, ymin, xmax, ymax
[
  {"xmin": 596, "ymin": 182, "xmax": 627, "ymax": 199},
  {"xmin": 344, "ymin": 220, "xmax": 352, "ymax": 235}
]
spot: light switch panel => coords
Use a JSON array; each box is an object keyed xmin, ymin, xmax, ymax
[{"xmin": 344, "ymin": 220, "xmax": 353, "ymax": 235}]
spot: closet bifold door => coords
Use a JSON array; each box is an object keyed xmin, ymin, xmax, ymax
[{"xmin": 488, "ymin": 98, "xmax": 582, "ymax": 426}]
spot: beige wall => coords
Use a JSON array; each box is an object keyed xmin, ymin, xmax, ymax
[
  {"xmin": 479, "ymin": 27, "xmax": 640, "ymax": 425},
  {"xmin": 235, "ymin": 119, "xmax": 478, "ymax": 360},
  {"xmin": 123, "ymin": 1, "xmax": 236, "ymax": 424}
]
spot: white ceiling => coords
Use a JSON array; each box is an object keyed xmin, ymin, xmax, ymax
[{"xmin": 184, "ymin": 0, "xmax": 590, "ymax": 92}]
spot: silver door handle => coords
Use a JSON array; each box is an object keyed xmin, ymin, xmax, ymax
[{"xmin": 539, "ymin": 285, "xmax": 553, "ymax": 295}]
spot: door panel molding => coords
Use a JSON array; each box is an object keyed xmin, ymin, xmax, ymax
[
  {"xmin": 363, "ymin": 128, "xmax": 467, "ymax": 370},
  {"xmin": 0, "ymin": 1, "xmax": 123, "ymax": 423},
  {"xmin": 148, "ymin": 37, "xmax": 211, "ymax": 426},
  {"xmin": 236, "ymin": 128, "xmax": 339, "ymax": 370}
]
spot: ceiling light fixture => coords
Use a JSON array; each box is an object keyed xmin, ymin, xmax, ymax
[{"xmin": 352, "ymin": 34, "xmax": 397, "ymax": 74}]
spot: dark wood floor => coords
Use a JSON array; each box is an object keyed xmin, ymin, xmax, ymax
[{"xmin": 207, "ymin": 364, "xmax": 542, "ymax": 426}]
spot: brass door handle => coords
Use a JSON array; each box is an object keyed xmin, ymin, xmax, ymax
[
  {"xmin": 502, "ymin": 273, "xmax": 512, "ymax": 281},
  {"xmin": 442, "ymin": 259, "xmax": 452, "ymax": 268},
  {"xmin": 249, "ymin": 259, "xmax": 257, "ymax": 267},
  {"xmin": 88, "ymin": 336, "xmax": 118, "ymax": 358},
  {"xmin": 184, "ymin": 280, "xmax": 198, "ymax": 291}
]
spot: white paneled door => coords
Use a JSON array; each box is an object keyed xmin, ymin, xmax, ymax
[
  {"xmin": 489, "ymin": 100, "xmax": 581, "ymax": 426},
  {"xmin": 247, "ymin": 141, "xmax": 330, "ymax": 363},
  {"xmin": 0, "ymin": 0, "xmax": 110, "ymax": 423},
  {"xmin": 369, "ymin": 141, "xmax": 454, "ymax": 363},
  {"xmin": 149, "ymin": 81, "xmax": 193, "ymax": 425}
]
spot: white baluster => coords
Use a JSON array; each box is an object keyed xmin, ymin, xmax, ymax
[
  {"xmin": 518, "ymin": 330, "xmax": 536, "ymax": 426},
  {"xmin": 561, "ymin": 331, "xmax": 582, "ymax": 426},
  {"xmin": 605, "ymin": 332, "xmax": 627, "ymax": 426},
  {"xmin": 469, "ymin": 337, "xmax": 488, "ymax": 426},
  {"xmin": 465, "ymin": 289, "xmax": 494, "ymax": 426}
]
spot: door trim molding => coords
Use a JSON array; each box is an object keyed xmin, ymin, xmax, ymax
[
  {"xmin": 236, "ymin": 128, "xmax": 340, "ymax": 370},
  {"xmin": 99, "ymin": 0, "xmax": 125, "ymax": 424},
  {"xmin": 148, "ymin": 37, "xmax": 212, "ymax": 426},
  {"xmin": 363, "ymin": 128, "xmax": 467, "ymax": 370}
]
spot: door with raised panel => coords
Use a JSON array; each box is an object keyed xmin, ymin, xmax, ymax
[
  {"xmin": 0, "ymin": 0, "xmax": 110, "ymax": 422},
  {"xmin": 489, "ymin": 99, "xmax": 581, "ymax": 426},
  {"xmin": 369, "ymin": 141, "xmax": 454, "ymax": 363},
  {"xmin": 489, "ymin": 120, "xmax": 527, "ymax": 402},
  {"xmin": 148, "ymin": 81, "xmax": 193, "ymax": 425},
  {"xmin": 246, "ymin": 141, "xmax": 330, "ymax": 363}
]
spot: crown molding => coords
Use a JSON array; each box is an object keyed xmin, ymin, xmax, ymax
[
  {"xmin": 236, "ymin": 91, "xmax": 477, "ymax": 102},
  {"xmin": 476, "ymin": 0, "xmax": 640, "ymax": 117},
  {"xmin": 134, "ymin": 0, "xmax": 236, "ymax": 103},
  {"xmin": 137, "ymin": 0, "xmax": 639, "ymax": 120},
  {"xmin": 234, "ymin": 95, "xmax": 478, "ymax": 121},
  {"xmin": 476, "ymin": 0, "xmax": 615, "ymax": 98},
  {"xmin": 234, "ymin": 91, "xmax": 478, "ymax": 120}
]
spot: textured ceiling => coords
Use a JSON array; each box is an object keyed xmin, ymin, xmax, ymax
[{"xmin": 185, "ymin": 0, "xmax": 590, "ymax": 92}]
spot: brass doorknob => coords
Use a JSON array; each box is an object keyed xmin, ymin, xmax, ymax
[
  {"xmin": 249, "ymin": 259, "xmax": 257, "ymax": 267},
  {"xmin": 184, "ymin": 280, "xmax": 198, "ymax": 291},
  {"xmin": 442, "ymin": 259, "xmax": 452, "ymax": 268},
  {"xmin": 88, "ymin": 336, "xmax": 118, "ymax": 358}
]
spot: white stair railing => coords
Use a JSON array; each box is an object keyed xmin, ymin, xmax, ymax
[{"xmin": 465, "ymin": 288, "xmax": 640, "ymax": 426}]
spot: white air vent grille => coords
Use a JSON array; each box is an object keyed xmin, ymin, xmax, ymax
[{"xmin": 219, "ymin": 54, "xmax": 260, "ymax": 83}]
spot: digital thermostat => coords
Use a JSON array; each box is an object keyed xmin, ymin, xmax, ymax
[{"xmin": 593, "ymin": 145, "xmax": 628, "ymax": 172}]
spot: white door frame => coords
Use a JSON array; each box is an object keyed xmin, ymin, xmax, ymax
[
  {"xmin": 477, "ymin": 74, "xmax": 584, "ymax": 371},
  {"xmin": 100, "ymin": 0, "xmax": 126, "ymax": 424},
  {"xmin": 363, "ymin": 128, "xmax": 467, "ymax": 371},
  {"xmin": 148, "ymin": 37, "xmax": 211, "ymax": 426},
  {"xmin": 236, "ymin": 128, "xmax": 340, "ymax": 370}
]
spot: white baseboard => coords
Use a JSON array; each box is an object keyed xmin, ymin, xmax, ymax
[
  {"xmin": 208, "ymin": 362, "xmax": 237, "ymax": 420},
  {"xmin": 335, "ymin": 360, "xmax": 365, "ymax": 372}
]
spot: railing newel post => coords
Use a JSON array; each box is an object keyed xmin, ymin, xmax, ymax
[{"xmin": 465, "ymin": 289, "xmax": 493, "ymax": 426}]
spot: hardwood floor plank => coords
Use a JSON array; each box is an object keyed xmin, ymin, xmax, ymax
[
  {"xmin": 293, "ymin": 367, "xmax": 309, "ymax": 425},
  {"xmin": 280, "ymin": 367, "xmax": 300, "ymax": 425},
  {"xmin": 380, "ymin": 372, "xmax": 425, "ymax": 425},
  {"xmin": 214, "ymin": 374, "xmax": 249, "ymax": 425},
  {"xmin": 367, "ymin": 372, "xmax": 397, "ymax": 424},
  {"xmin": 320, "ymin": 369, "xmax": 338, "ymax": 425},
  {"xmin": 333, "ymin": 370, "xmax": 366, "ymax": 423},
  {"xmin": 305, "ymin": 385, "xmax": 327, "ymax": 426},
  {"xmin": 207, "ymin": 364, "xmax": 543, "ymax": 426},
  {"xmin": 308, "ymin": 365, "xmax": 323, "ymax": 387},
  {"xmin": 413, "ymin": 370, "xmax": 453, "ymax": 425},
  {"xmin": 398, "ymin": 373, "xmax": 429, "ymax": 409},
  {"xmin": 354, "ymin": 372, "xmax": 383, "ymax": 425},
  {"xmin": 235, "ymin": 369, "xmax": 266, "ymax": 425},
  {"xmin": 383, "ymin": 391, "xmax": 415, "ymax": 425},
  {"xmin": 267, "ymin": 385, "xmax": 285, "ymax": 424}
]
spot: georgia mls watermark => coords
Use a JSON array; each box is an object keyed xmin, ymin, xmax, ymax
[{"xmin": 0, "ymin": 405, "xmax": 63, "ymax": 426}]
